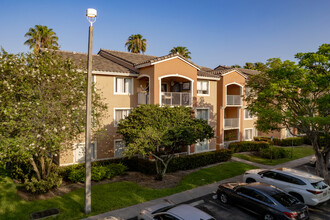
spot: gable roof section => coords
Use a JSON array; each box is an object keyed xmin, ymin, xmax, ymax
[
  {"xmin": 214, "ymin": 65, "xmax": 260, "ymax": 76},
  {"xmin": 207, "ymin": 68, "xmax": 248, "ymax": 79},
  {"xmin": 134, "ymin": 53, "xmax": 201, "ymax": 70},
  {"xmin": 51, "ymin": 50, "xmax": 134, "ymax": 73},
  {"xmin": 99, "ymin": 49, "xmax": 157, "ymax": 65}
]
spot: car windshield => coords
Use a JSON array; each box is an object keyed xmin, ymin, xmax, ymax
[
  {"xmin": 271, "ymin": 192, "xmax": 300, "ymax": 207},
  {"xmin": 311, "ymin": 181, "xmax": 328, "ymax": 190}
]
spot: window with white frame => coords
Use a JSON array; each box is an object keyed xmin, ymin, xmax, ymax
[
  {"xmin": 74, "ymin": 142, "xmax": 96, "ymax": 163},
  {"xmin": 195, "ymin": 139, "xmax": 209, "ymax": 153},
  {"xmin": 114, "ymin": 109, "xmax": 131, "ymax": 126},
  {"xmin": 196, "ymin": 108, "xmax": 209, "ymax": 122},
  {"xmin": 254, "ymin": 127, "xmax": 258, "ymax": 137},
  {"xmin": 244, "ymin": 109, "xmax": 253, "ymax": 119},
  {"xmin": 195, "ymin": 108, "xmax": 209, "ymax": 152},
  {"xmin": 286, "ymin": 127, "xmax": 294, "ymax": 138},
  {"xmin": 115, "ymin": 77, "xmax": 133, "ymax": 94},
  {"xmin": 197, "ymin": 80, "xmax": 209, "ymax": 95},
  {"xmin": 244, "ymin": 129, "xmax": 253, "ymax": 140},
  {"xmin": 114, "ymin": 139, "xmax": 126, "ymax": 158}
]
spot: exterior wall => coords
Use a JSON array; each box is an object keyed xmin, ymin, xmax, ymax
[
  {"xmin": 196, "ymin": 80, "xmax": 218, "ymax": 151},
  {"xmin": 153, "ymin": 58, "xmax": 198, "ymax": 106}
]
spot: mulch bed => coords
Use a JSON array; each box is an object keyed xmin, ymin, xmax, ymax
[{"xmin": 16, "ymin": 170, "xmax": 192, "ymax": 201}]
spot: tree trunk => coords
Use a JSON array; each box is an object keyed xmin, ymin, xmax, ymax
[
  {"xmin": 152, "ymin": 154, "xmax": 174, "ymax": 181},
  {"xmin": 311, "ymin": 135, "xmax": 330, "ymax": 184},
  {"xmin": 40, "ymin": 155, "xmax": 46, "ymax": 179},
  {"xmin": 45, "ymin": 154, "xmax": 54, "ymax": 179},
  {"xmin": 29, "ymin": 158, "xmax": 41, "ymax": 181}
]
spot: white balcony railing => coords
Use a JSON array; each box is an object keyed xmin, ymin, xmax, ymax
[
  {"xmin": 224, "ymin": 118, "xmax": 239, "ymax": 128},
  {"xmin": 161, "ymin": 92, "xmax": 191, "ymax": 106},
  {"xmin": 138, "ymin": 92, "xmax": 149, "ymax": 105},
  {"xmin": 227, "ymin": 95, "xmax": 241, "ymax": 105}
]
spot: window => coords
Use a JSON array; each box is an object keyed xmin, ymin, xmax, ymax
[
  {"xmin": 244, "ymin": 109, "xmax": 253, "ymax": 119},
  {"xmin": 114, "ymin": 109, "xmax": 131, "ymax": 126},
  {"xmin": 195, "ymin": 108, "xmax": 209, "ymax": 153},
  {"xmin": 114, "ymin": 139, "xmax": 126, "ymax": 158},
  {"xmin": 195, "ymin": 139, "xmax": 209, "ymax": 152},
  {"xmin": 74, "ymin": 142, "xmax": 96, "ymax": 163},
  {"xmin": 197, "ymin": 80, "xmax": 209, "ymax": 95},
  {"xmin": 244, "ymin": 128, "xmax": 253, "ymax": 140},
  {"xmin": 115, "ymin": 77, "xmax": 133, "ymax": 94},
  {"xmin": 286, "ymin": 127, "xmax": 294, "ymax": 138},
  {"xmin": 196, "ymin": 108, "xmax": 209, "ymax": 121}
]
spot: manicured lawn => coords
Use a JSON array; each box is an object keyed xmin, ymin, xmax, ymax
[
  {"xmin": 0, "ymin": 161, "xmax": 257, "ymax": 220},
  {"xmin": 233, "ymin": 145, "xmax": 314, "ymax": 166}
]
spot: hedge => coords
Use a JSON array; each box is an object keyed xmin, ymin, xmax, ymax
[
  {"xmin": 273, "ymin": 137, "xmax": 304, "ymax": 146},
  {"xmin": 228, "ymin": 141, "xmax": 270, "ymax": 153},
  {"xmin": 254, "ymin": 136, "xmax": 271, "ymax": 142},
  {"xmin": 60, "ymin": 149, "xmax": 233, "ymax": 177},
  {"xmin": 259, "ymin": 147, "xmax": 288, "ymax": 159}
]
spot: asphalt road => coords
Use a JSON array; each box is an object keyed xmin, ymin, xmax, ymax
[{"xmin": 130, "ymin": 163, "xmax": 330, "ymax": 220}]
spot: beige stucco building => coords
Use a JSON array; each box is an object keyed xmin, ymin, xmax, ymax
[{"xmin": 57, "ymin": 49, "xmax": 264, "ymax": 166}]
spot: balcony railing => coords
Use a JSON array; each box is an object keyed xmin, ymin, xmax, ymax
[
  {"xmin": 161, "ymin": 92, "xmax": 191, "ymax": 106},
  {"xmin": 224, "ymin": 118, "xmax": 239, "ymax": 128},
  {"xmin": 138, "ymin": 92, "xmax": 149, "ymax": 105},
  {"xmin": 227, "ymin": 95, "xmax": 241, "ymax": 105}
]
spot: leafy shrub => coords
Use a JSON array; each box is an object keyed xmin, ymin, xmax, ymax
[
  {"xmin": 68, "ymin": 167, "xmax": 85, "ymax": 183},
  {"xmin": 61, "ymin": 163, "xmax": 128, "ymax": 183},
  {"xmin": 254, "ymin": 136, "xmax": 271, "ymax": 142},
  {"xmin": 24, "ymin": 172, "xmax": 62, "ymax": 194},
  {"xmin": 259, "ymin": 147, "xmax": 288, "ymax": 159},
  {"xmin": 91, "ymin": 166, "xmax": 107, "ymax": 182},
  {"xmin": 273, "ymin": 137, "xmax": 304, "ymax": 146},
  {"xmin": 228, "ymin": 141, "xmax": 270, "ymax": 153},
  {"xmin": 105, "ymin": 163, "xmax": 127, "ymax": 179}
]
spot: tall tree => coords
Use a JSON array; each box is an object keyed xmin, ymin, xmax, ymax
[
  {"xmin": 125, "ymin": 34, "xmax": 148, "ymax": 54},
  {"xmin": 0, "ymin": 50, "xmax": 107, "ymax": 192},
  {"xmin": 24, "ymin": 25, "xmax": 59, "ymax": 53},
  {"xmin": 117, "ymin": 105, "xmax": 214, "ymax": 180},
  {"xmin": 245, "ymin": 44, "xmax": 330, "ymax": 183},
  {"xmin": 231, "ymin": 64, "xmax": 241, "ymax": 68},
  {"xmin": 169, "ymin": 46, "xmax": 192, "ymax": 59},
  {"xmin": 244, "ymin": 62, "xmax": 255, "ymax": 69}
]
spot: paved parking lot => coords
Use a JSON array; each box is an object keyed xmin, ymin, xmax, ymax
[{"xmin": 129, "ymin": 163, "xmax": 330, "ymax": 220}]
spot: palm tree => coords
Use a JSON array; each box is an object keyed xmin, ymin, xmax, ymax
[
  {"xmin": 125, "ymin": 34, "xmax": 148, "ymax": 54},
  {"xmin": 24, "ymin": 25, "xmax": 59, "ymax": 53},
  {"xmin": 169, "ymin": 46, "xmax": 191, "ymax": 59}
]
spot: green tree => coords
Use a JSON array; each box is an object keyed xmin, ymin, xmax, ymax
[
  {"xmin": 117, "ymin": 105, "xmax": 214, "ymax": 180},
  {"xmin": 231, "ymin": 64, "xmax": 241, "ymax": 68},
  {"xmin": 169, "ymin": 46, "xmax": 192, "ymax": 59},
  {"xmin": 245, "ymin": 44, "xmax": 330, "ymax": 183},
  {"xmin": 244, "ymin": 62, "xmax": 255, "ymax": 69},
  {"xmin": 254, "ymin": 62, "xmax": 267, "ymax": 72},
  {"xmin": 24, "ymin": 25, "xmax": 59, "ymax": 54},
  {"xmin": 125, "ymin": 34, "xmax": 148, "ymax": 54},
  {"xmin": 0, "ymin": 50, "xmax": 107, "ymax": 191}
]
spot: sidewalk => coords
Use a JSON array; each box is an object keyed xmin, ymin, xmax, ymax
[{"xmin": 82, "ymin": 155, "xmax": 313, "ymax": 220}]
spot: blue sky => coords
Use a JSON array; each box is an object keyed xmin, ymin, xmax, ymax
[{"xmin": 1, "ymin": 0, "xmax": 329, "ymax": 68}]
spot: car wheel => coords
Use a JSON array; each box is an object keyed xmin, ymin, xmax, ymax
[
  {"xmin": 219, "ymin": 193, "xmax": 229, "ymax": 204},
  {"xmin": 246, "ymin": 178, "xmax": 256, "ymax": 183},
  {"xmin": 289, "ymin": 192, "xmax": 304, "ymax": 203},
  {"xmin": 263, "ymin": 213, "xmax": 274, "ymax": 220}
]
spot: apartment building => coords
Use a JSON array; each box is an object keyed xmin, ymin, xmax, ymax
[{"xmin": 57, "ymin": 49, "xmax": 260, "ymax": 166}]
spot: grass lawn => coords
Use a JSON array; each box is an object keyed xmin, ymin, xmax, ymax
[
  {"xmin": 233, "ymin": 145, "xmax": 314, "ymax": 166},
  {"xmin": 0, "ymin": 161, "xmax": 257, "ymax": 220}
]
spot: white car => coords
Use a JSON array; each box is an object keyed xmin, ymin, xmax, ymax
[
  {"xmin": 309, "ymin": 156, "xmax": 330, "ymax": 168},
  {"xmin": 243, "ymin": 167, "xmax": 330, "ymax": 206},
  {"xmin": 138, "ymin": 202, "xmax": 215, "ymax": 220}
]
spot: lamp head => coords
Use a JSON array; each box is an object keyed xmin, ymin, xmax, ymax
[{"xmin": 86, "ymin": 8, "xmax": 97, "ymax": 25}]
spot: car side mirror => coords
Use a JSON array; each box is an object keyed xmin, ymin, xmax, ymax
[{"xmin": 260, "ymin": 174, "xmax": 264, "ymax": 178}]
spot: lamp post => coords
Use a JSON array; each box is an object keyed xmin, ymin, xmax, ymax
[{"xmin": 85, "ymin": 8, "xmax": 97, "ymax": 214}]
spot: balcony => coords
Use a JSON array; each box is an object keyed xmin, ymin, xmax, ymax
[
  {"xmin": 138, "ymin": 92, "xmax": 149, "ymax": 105},
  {"xmin": 161, "ymin": 92, "xmax": 191, "ymax": 106},
  {"xmin": 227, "ymin": 95, "xmax": 241, "ymax": 106},
  {"xmin": 224, "ymin": 118, "xmax": 239, "ymax": 129}
]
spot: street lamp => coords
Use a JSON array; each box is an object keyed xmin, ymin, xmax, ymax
[{"xmin": 85, "ymin": 8, "xmax": 97, "ymax": 214}]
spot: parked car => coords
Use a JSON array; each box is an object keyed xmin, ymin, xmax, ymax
[
  {"xmin": 217, "ymin": 182, "xmax": 309, "ymax": 220},
  {"xmin": 243, "ymin": 167, "xmax": 330, "ymax": 206},
  {"xmin": 309, "ymin": 156, "xmax": 330, "ymax": 168},
  {"xmin": 138, "ymin": 202, "xmax": 215, "ymax": 220}
]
